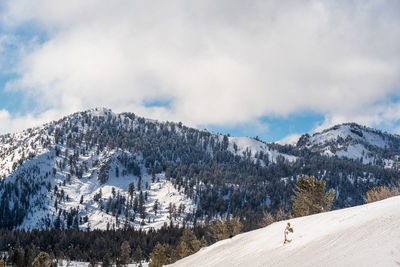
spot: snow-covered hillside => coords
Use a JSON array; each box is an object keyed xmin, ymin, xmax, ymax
[
  {"xmin": 0, "ymin": 108, "xmax": 296, "ymax": 231},
  {"xmin": 228, "ymin": 136, "xmax": 297, "ymax": 165},
  {"xmin": 0, "ymin": 108, "xmax": 199, "ymax": 230},
  {"xmin": 170, "ymin": 196, "xmax": 400, "ymax": 267},
  {"xmin": 297, "ymin": 123, "xmax": 400, "ymax": 167},
  {"xmin": 2, "ymin": 108, "xmax": 400, "ymax": 231}
]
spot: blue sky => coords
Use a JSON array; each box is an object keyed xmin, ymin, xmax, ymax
[
  {"xmin": 203, "ymin": 113, "xmax": 325, "ymax": 143},
  {"xmin": 1, "ymin": 1, "xmax": 400, "ymax": 142}
]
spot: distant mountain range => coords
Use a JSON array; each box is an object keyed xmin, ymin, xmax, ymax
[{"xmin": 1, "ymin": 108, "xmax": 399, "ymax": 230}]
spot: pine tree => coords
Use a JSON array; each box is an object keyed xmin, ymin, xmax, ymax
[
  {"xmin": 149, "ymin": 243, "xmax": 173, "ymax": 267},
  {"xmin": 153, "ymin": 200, "xmax": 159, "ymax": 216},
  {"xmin": 88, "ymin": 258, "xmax": 97, "ymax": 267},
  {"xmin": 132, "ymin": 246, "xmax": 143, "ymax": 264},
  {"xmin": 152, "ymin": 169, "xmax": 156, "ymax": 183},
  {"xmin": 200, "ymin": 236, "xmax": 208, "ymax": 248},
  {"xmin": 23, "ymin": 245, "xmax": 35, "ymax": 267},
  {"xmin": 210, "ymin": 220, "xmax": 229, "ymax": 241},
  {"xmin": 102, "ymin": 253, "xmax": 111, "ymax": 267},
  {"xmin": 139, "ymin": 191, "xmax": 145, "ymax": 219},
  {"xmin": 365, "ymin": 185, "xmax": 395, "ymax": 203},
  {"xmin": 260, "ymin": 211, "xmax": 275, "ymax": 227},
  {"xmin": 73, "ymin": 215, "xmax": 79, "ymax": 230},
  {"xmin": 226, "ymin": 218, "xmax": 242, "ymax": 238},
  {"xmin": 128, "ymin": 182, "xmax": 135, "ymax": 199},
  {"xmin": 120, "ymin": 241, "xmax": 131, "ymax": 266},
  {"xmin": 174, "ymin": 241, "xmax": 189, "ymax": 261},
  {"xmin": 10, "ymin": 248, "xmax": 24, "ymax": 267},
  {"xmin": 174, "ymin": 228, "xmax": 201, "ymax": 260},
  {"xmin": 32, "ymin": 252, "xmax": 51, "ymax": 267},
  {"xmin": 291, "ymin": 176, "xmax": 335, "ymax": 217},
  {"xmin": 210, "ymin": 218, "xmax": 242, "ymax": 241}
]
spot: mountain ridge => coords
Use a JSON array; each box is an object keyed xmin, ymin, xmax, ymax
[
  {"xmin": 296, "ymin": 122, "xmax": 400, "ymax": 167},
  {"xmin": 1, "ymin": 108, "xmax": 400, "ymax": 231}
]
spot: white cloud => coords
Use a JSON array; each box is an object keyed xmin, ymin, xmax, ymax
[
  {"xmin": 0, "ymin": 109, "xmax": 66, "ymax": 134},
  {"xmin": 314, "ymin": 100, "xmax": 400, "ymax": 133},
  {"xmin": 277, "ymin": 133, "xmax": 302, "ymax": 145},
  {"xmin": 1, "ymin": 0, "xmax": 400, "ymax": 133}
]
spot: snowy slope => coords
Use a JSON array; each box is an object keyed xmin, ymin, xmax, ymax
[
  {"xmin": 4, "ymin": 146, "xmax": 196, "ymax": 231},
  {"xmin": 1, "ymin": 108, "xmax": 297, "ymax": 231},
  {"xmin": 170, "ymin": 196, "xmax": 400, "ymax": 267},
  {"xmin": 307, "ymin": 123, "xmax": 387, "ymax": 148},
  {"xmin": 0, "ymin": 108, "xmax": 197, "ymax": 230},
  {"xmin": 0, "ymin": 108, "xmax": 300, "ymax": 231},
  {"xmin": 228, "ymin": 136, "xmax": 297, "ymax": 165},
  {"xmin": 2, "ymin": 109, "xmax": 400, "ymax": 232},
  {"xmin": 297, "ymin": 123, "xmax": 400, "ymax": 166}
]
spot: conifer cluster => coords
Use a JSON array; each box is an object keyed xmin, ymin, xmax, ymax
[{"xmin": 291, "ymin": 176, "xmax": 335, "ymax": 217}]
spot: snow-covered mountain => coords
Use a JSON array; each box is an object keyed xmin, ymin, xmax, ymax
[
  {"xmin": 170, "ymin": 195, "xmax": 400, "ymax": 267},
  {"xmin": 296, "ymin": 123, "xmax": 400, "ymax": 167},
  {"xmin": 1, "ymin": 108, "xmax": 400, "ymax": 231},
  {"xmin": 0, "ymin": 108, "xmax": 295, "ymax": 230},
  {"xmin": 0, "ymin": 108, "xmax": 200, "ymax": 230}
]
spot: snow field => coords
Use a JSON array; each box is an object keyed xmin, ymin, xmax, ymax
[{"xmin": 170, "ymin": 196, "xmax": 400, "ymax": 267}]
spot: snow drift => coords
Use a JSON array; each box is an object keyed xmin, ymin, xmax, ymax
[{"xmin": 170, "ymin": 196, "xmax": 400, "ymax": 267}]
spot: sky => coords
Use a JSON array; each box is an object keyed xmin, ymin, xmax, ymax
[{"xmin": 0, "ymin": 1, "xmax": 400, "ymax": 143}]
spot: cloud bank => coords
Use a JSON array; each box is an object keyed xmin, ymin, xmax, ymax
[{"xmin": 1, "ymin": 0, "xmax": 400, "ymax": 136}]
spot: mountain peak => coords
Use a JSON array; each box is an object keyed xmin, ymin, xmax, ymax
[
  {"xmin": 1, "ymin": 109, "xmax": 400, "ymax": 232},
  {"xmin": 86, "ymin": 107, "xmax": 113, "ymax": 116},
  {"xmin": 295, "ymin": 122, "xmax": 400, "ymax": 165}
]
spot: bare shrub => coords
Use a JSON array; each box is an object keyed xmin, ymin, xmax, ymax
[{"xmin": 366, "ymin": 185, "xmax": 400, "ymax": 203}]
